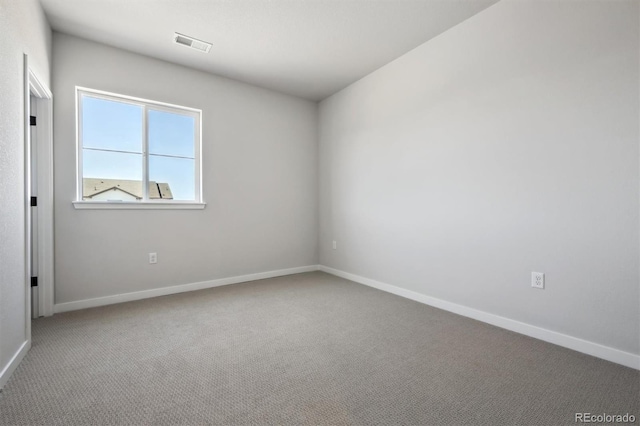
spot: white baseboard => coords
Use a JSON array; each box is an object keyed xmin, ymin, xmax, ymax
[
  {"xmin": 54, "ymin": 265, "xmax": 320, "ymax": 314},
  {"xmin": 51, "ymin": 263, "xmax": 639, "ymax": 370},
  {"xmin": 319, "ymin": 265, "xmax": 640, "ymax": 370},
  {"xmin": 0, "ymin": 340, "xmax": 31, "ymax": 389}
]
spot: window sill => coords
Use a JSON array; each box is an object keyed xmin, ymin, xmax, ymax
[{"xmin": 73, "ymin": 201, "xmax": 206, "ymax": 210}]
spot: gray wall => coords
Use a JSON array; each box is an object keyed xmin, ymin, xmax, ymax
[
  {"xmin": 0, "ymin": 0, "xmax": 51, "ymax": 378},
  {"xmin": 319, "ymin": 0, "xmax": 639, "ymax": 355},
  {"xmin": 53, "ymin": 34, "xmax": 318, "ymax": 304}
]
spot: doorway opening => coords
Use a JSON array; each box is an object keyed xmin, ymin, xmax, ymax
[{"xmin": 25, "ymin": 54, "xmax": 54, "ymax": 328}]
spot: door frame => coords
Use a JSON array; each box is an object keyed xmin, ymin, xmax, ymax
[{"xmin": 24, "ymin": 54, "xmax": 54, "ymax": 329}]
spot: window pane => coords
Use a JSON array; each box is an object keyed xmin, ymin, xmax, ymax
[
  {"xmin": 149, "ymin": 155, "xmax": 195, "ymax": 201},
  {"xmin": 148, "ymin": 109, "xmax": 195, "ymax": 158},
  {"xmin": 82, "ymin": 96, "xmax": 143, "ymax": 153},
  {"xmin": 83, "ymin": 149, "xmax": 143, "ymax": 201}
]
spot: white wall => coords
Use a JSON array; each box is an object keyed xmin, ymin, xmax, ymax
[
  {"xmin": 0, "ymin": 0, "xmax": 52, "ymax": 385},
  {"xmin": 53, "ymin": 34, "xmax": 318, "ymax": 304},
  {"xmin": 319, "ymin": 0, "xmax": 639, "ymax": 356}
]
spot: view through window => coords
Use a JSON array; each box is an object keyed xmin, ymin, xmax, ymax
[{"xmin": 78, "ymin": 88, "xmax": 201, "ymax": 203}]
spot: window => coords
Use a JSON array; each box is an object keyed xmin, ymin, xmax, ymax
[{"xmin": 74, "ymin": 87, "xmax": 203, "ymax": 209}]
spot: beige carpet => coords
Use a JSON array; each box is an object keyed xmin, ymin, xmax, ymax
[{"xmin": 0, "ymin": 271, "xmax": 638, "ymax": 425}]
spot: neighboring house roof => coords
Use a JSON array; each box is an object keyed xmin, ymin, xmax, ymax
[
  {"xmin": 156, "ymin": 182, "xmax": 173, "ymax": 199},
  {"xmin": 83, "ymin": 178, "xmax": 173, "ymax": 200}
]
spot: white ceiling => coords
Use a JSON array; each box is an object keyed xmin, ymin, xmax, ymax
[{"xmin": 39, "ymin": 0, "xmax": 498, "ymax": 101}]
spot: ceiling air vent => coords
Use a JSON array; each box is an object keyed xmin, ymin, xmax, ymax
[{"xmin": 174, "ymin": 32, "xmax": 212, "ymax": 53}]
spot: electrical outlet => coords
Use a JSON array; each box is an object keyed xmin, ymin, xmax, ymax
[
  {"xmin": 149, "ymin": 253, "xmax": 157, "ymax": 264},
  {"xmin": 531, "ymin": 272, "xmax": 544, "ymax": 289},
  {"xmin": 332, "ymin": 241, "xmax": 337, "ymax": 250}
]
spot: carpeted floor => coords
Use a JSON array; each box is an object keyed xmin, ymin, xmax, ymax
[{"xmin": 0, "ymin": 271, "xmax": 638, "ymax": 425}]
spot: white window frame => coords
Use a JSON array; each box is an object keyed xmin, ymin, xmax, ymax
[{"xmin": 73, "ymin": 87, "xmax": 205, "ymax": 210}]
